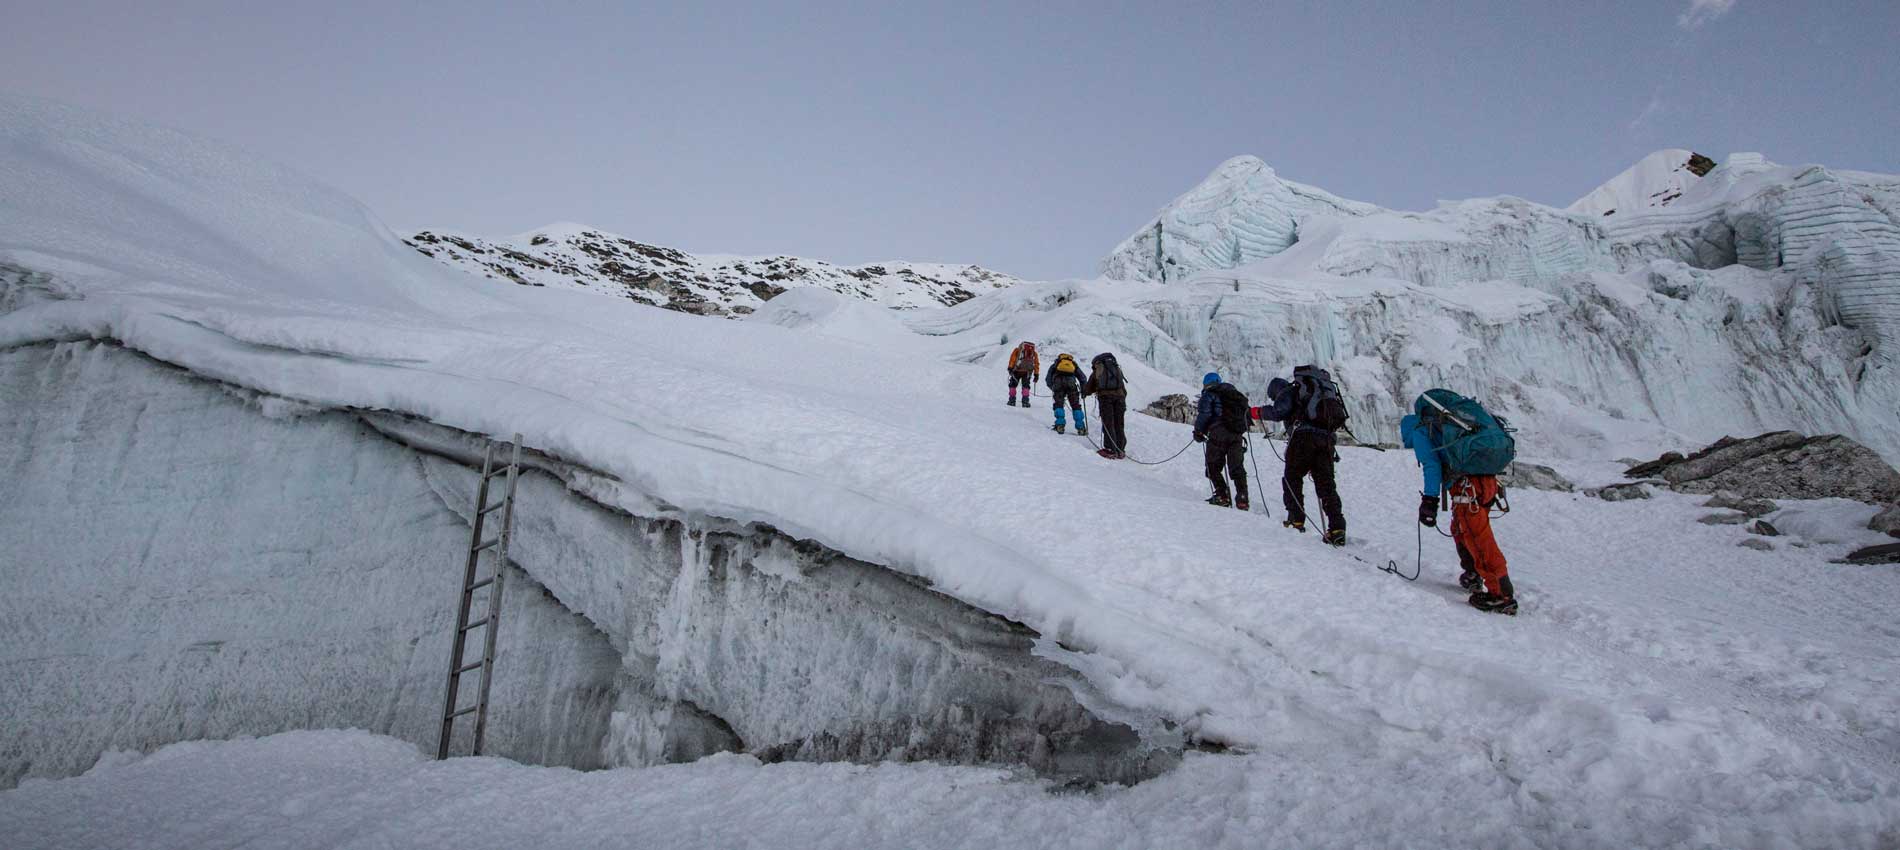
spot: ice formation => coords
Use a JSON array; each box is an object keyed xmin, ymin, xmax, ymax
[
  {"xmin": 4, "ymin": 95, "xmax": 1900, "ymax": 846},
  {"xmin": 1089, "ymin": 151, "xmax": 1900, "ymax": 462}
]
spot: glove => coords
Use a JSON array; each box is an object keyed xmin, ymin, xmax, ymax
[
  {"xmin": 1418, "ymin": 494, "xmax": 1440, "ymax": 527},
  {"xmin": 1193, "ymin": 432, "xmax": 1207, "ymax": 443}
]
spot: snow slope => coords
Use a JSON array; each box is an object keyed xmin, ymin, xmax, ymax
[
  {"xmin": 4, "ymin": 96, "xmax": 1900, "ymax": 847},
  {"xmin": 1567, "ymin": 148, "xmax": 1717, "ymax": 218},
  {"xmin": 407, "ymin": 223, "xmax": 1020, "ymax": 315},
  {"xmin": 1089, "ymin": 152, "xmax": 1900, "ymax": 463}
]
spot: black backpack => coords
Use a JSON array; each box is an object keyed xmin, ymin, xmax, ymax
[
  {"xmin": 1292, "ymin": 365, "xmax": 1349, "ymax": 431},
  {"xmin": 1211, "ymin": 383, "xmax": 1250, "ymax": 433},
  {"xmin": 1092, "ymin": 354, "xmax": 1125, "ymax": 392}
]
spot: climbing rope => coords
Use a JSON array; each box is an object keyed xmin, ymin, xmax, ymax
[
  {"xmin": 1076, "ymin": 396, "xmax": 1195, "ymax": 466},
  {"xmin": 1260, "ymin": 423, "xmax": 1418, "ymax": 581}
]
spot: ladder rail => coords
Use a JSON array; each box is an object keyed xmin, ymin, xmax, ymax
[
  {"xmin": 437, "ymin": 440, "xmax": 496, "ymax": 759},
  {"xmin": 469, "ymin": 435, "xmax": 521, "ymax": 756}
]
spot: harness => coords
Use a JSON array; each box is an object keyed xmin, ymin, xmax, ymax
[{"xmin": 1447, "ymin": 477, "xmax": 1510, "ymax": 512}]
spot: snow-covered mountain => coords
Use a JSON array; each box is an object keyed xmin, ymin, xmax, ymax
[
  {"xmin": 1566, "ymin": 148, "xmax": 1718, "ymax": 217},
  {"xmin": 6, "ymin": 96, "xmax": 1900, "ymax": 847},
  {"xmin": 1099, "ymin": 155, "xmax": 1376, "ymax": 282},
  {"xmin": 405, "ymin": 224, "xmax": 1020, "ymax": 315},
  {"xmin": 1085, "ymin": 151, "xmax": 1900, "ymax": 463}
]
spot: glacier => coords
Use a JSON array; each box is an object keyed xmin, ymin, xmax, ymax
[
  {"xmin": 4, "ymin": 94, "xmax": 1900, "ymax": 847},
  {"xmin": 1087, "ymin": 151, "xmax": 1900, "ymax": 463}
]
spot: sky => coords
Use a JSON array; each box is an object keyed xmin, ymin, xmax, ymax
[{"xmin": 2, "ymin": 0, "xmax": 1896, "ymax": 280}]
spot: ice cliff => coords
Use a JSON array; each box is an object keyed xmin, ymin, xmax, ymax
[{"xmin": 1086, "ymin": 152, "xmax": 1900, "ymax": 462}]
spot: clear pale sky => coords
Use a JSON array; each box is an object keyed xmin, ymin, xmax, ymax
[{"xmin": 3, "ymin": 0, "xmax": 1895, "ymax": 279}]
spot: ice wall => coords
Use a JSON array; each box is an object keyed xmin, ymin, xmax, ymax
[
  {"xmin": 1101, "ymin": 156, "xmax": 1376, "ymax": 282},
  {"xmin": 1084, "ymin": 153, "xmax": 1900, "ymax": 461},
  {"xmin": 0, "ymin": 339, "xmax": 1168, "ymax": 788},
  {"xmin": 0, "ymin": 341, "xmax": 622, "ymax": 787}
]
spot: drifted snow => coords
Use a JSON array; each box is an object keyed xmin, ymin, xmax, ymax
[{"xmin": 4, "ymin": 95, "xmax": 1900, "ymax": 846}]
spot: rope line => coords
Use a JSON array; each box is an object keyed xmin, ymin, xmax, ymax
[{"xmin": 1075, "ymin": 396, "xmax": 1195, "ymax": 466}]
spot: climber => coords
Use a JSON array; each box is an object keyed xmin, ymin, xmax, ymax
[
  {"xmin": 1402, "ymin": 391, "xmax": 1518, "ymax": 616},
  {"xmin": 1045, "ymin": 353, "xmax": 1088, "ymax": 435},
  {"xmin": 1082, "ymin": 352, "xmax": 1128, "ymax": 459},
  {"xmin": 1192, "ymin": 372, "xmax": 1250, "ymax": 509},
  {"xmin": 1253, "ymin": 365, "xmax": 1349, "ymax": 545},
  {"xmin": 1005, "ymin": 341, "xmax": 1039, "ymax": 407}
]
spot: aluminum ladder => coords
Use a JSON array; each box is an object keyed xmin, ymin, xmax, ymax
[{"xmin": 436, "ymin": 433, "xmax": 522, "ymax": 759}]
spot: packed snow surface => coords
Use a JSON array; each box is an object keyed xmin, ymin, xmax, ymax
[{"xmin": 4, "ymin": 95, "xmax": 1900, "ymax": 847}]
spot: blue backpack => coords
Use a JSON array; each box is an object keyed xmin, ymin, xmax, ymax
[{"xmin": 1416, "ymin": 389, "xmax": 1516, "ymax": 477}]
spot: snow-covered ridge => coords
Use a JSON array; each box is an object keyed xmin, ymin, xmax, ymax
[
  {"xmin": 1567, "ymin": 148, "xmax": 1717, "ymax": 218},
  {"xmin": 406, "ymin": 223, "xmax": 1021, "ymax": 316},
  {"xmin": 1085, "ymin": 150, "xmax": 1900, "ymax": 463},
  {"xmin": 1100, "ymin": 155, "xmax": 1377, "ymax": 282},
  {"xmin": 7, "ymin": 95, "xmax": 1900, "ymax": 845}
]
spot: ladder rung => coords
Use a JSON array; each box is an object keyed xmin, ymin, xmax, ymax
[
  {"xmin": 483, "ymin": 465, "xmax": 517, "ymax": 481},
  {"xmin": 466, "ymin": 576, "xmax": 495, "ymax": 592},
  {"xmin": 448, "ymin": 704, "xmax": 481, "ymax": 718},
  {"xmin": 459, "ymin": 618, "xmax": 489, "ymax": 632},
  {"xmin": 477, "ymin": 500, "xmax": 508, "ymax": 516},
  {"xmin": 472, "ymin": 537, "xmax": 502, "ymax": 552},
  {"xmin": 455, "ymin": 660, "xmax": 485, "ymax": 675}
]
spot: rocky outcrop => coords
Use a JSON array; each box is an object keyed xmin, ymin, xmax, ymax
[
  {"xmin": 1624, "ymin": 432, "xmax": 1900, "ymax": 503},
  {"xmin": 1839, "ymin": 543, "xmax": 1900, "ymax": 565},
  {"xmin": 408, "ymin": 225, "xmax": 1020, "ymax": 317},
  {"xmin": 1587, "ymin": 482, "xmax": 1655, "ymax": 502},
  {"xmin": 1703, "ymin": 492, "xmax": 1778, "ymax": 518},
  {"xmin": 1870, "ymin": 505, "xmax": 1900, "ymax": 538},
  {"xmin": 1141, "ymin": 394, "xmax": 1195, "ymax": 424},
  {"xmin": 1506, "ymin": 462, "xmax": 1575, "ymax": 492}
]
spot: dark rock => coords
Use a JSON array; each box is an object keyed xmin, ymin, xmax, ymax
[
  {"xmin": 1703, "ymin": 491, "xmax": 1777, "ymax": 518},
  {"xmin": 1839, "ymin": 543, "xmax": 1900, "ymax": 565},
  {"xmin": 1738, "ymin": 538, "xmax": 1774, "ymax": 551},
  {"xmin": 1624, "ymin": 451, "xmax": 1685, "ymax": 478},
  {"xmin": 1589, "ymin": 482, "xmax": 1653, "ymax": 502},
  {"xmin": 1870, "ymin": 505, "xmax": 1900, "ymax": 539},
  {"xmin": 1624, "ymin": 432, "xmax": 1900, "ymax": 504},
  {"xmin": 1141, "ymin": 394, "xmax": 1195, "ymax": 424},
  {"xmin": 1687, "ymin": 152, "xmax": 1717, "ymax": 176},
  {"xmin": 1748, "ymin": 520, "xmax": 1779, "ymax": 537},
  {"xmin": 1697, "ymin": 512, "xmax": 1747, "ymax": 525},
  {"xmin": 1505, "ymin": 461, "xmax": 1574, "ymax": 492}
]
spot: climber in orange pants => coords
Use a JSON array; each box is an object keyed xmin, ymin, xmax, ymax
[
  {"xmin": 1448, "ymin": 475, "xmax": 1512, "ymax": 603},
  {"xmin": 1403, "ymin": 402, "xmax": 1517, "ymax": 616}
]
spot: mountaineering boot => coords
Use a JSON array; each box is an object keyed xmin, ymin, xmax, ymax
[
  {"xmin": 1323, "ymin": 527, "xmax": 1346, "ymax": 547},
  {"xmin": 1076, "ymin": 426, "xmax": 1088, "ymax": 436},
  {"xmin": 1052, "ymin": 423, "xmax": 1065, "ymax": 434},
  {"xmin": 1007, "ymin": 396, "xmax": 1017, "ymax": 407},
  {"xmin": 1283, "ymin": 520, "xmax": 1305, "ymax": 533},
  {"xmin": 1468, "ymin": 592, "xmax": 1518, "ymax": 616},
  {"xmin": 1235, "ymin": 494, "xmax": 1249, "ymax": 511},
  {"xmin": 1097, "ymin": 448, "xmax": 1121, "ymax": 460},
  {"xmin": 1206, "ymin": 494, "xmax": 1232, "ymax": 508},
  {"xmin": 1458, "ymin": 569, "xmax": 1485, "ymax": 593}
]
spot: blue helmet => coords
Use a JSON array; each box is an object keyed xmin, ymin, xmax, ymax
[{"xmin": 1203, "ymin": 372, "xmax": 1221, "ymax": 386}]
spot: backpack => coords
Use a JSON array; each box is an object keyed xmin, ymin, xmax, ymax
[
  {"xmin": 1011, "ymin": 342, "xmax": 1037, "ymax": 373},
  {"xmin": 1292, "ymin": 366, "xmax": 1349, "ymax": 431},
  {"xmin": 1092, "ymin": 354, "xmax": 1125, "ymax": 391},
  {"xmin": 1416, "ymin": 389, "xmax": 1516, "ymax": 477},
  {"xmin": 1211, "ymin": 383, "xmax": 1250, "ymax": 433},
  {"xmin": 1056, "ymin": 355, "xmax": 1077, "ymax": 374}
]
